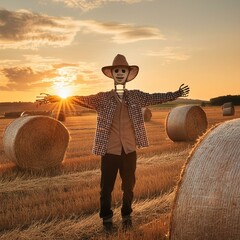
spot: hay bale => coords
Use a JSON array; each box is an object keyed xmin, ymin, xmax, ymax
[
  {"xmin": 4, "ymin": 112, "xmax": 22, "ymax": 118},
  {"xmin": 57, "ymin": 111, "xmax": 66, "ymax": 121},
  {"xmin": 222, "ymin": 102, "xmax": 233, "ymax": 108},
  {"xmin": 223, "ymin": 107, "xmax": 235, "ymax": 116},
  {"xmin": 170, "ymin": 118, "xmax": 240, "ymax": 240},
  {"xmin": 20, "ymin": 111, "xmax": 52, "ymax": 117},
  {"xmin": 52, "ymin": 111, "xmax": 66, "ymax": 122},
  {"xmin": 3, "ymin": 116, "xmax": 69, "ymax": 169},
  {"xmin": 222, "ymin": 102, "xmax": 235, "ymax": 116},
  {"xmin": 165, "ymin": 105, "xmax": 208, "ymax": 141},
  {"xmin": 142, "ymin": 107, "xmax": 152, "ymax": 122}
]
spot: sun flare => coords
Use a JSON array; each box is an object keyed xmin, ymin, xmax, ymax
[{"xmin": 57, "ymin": 88, "xmax": 72, "ymax": 99}]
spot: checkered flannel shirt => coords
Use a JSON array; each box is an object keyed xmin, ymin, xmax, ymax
[{"xmin": 71, "ymin": 89, "xmax": 182, "ymax": 156}]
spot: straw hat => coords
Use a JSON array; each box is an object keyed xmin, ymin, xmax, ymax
[{"xmin": 102, "ymin": 54, "xmax": 139, "ymax": 82}]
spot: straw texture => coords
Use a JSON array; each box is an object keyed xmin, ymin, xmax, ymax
[
  {"xmin": 3, "ymin": 116, "xmax": 69, "ymax": 169},
  {"xmin": 142, "ymin": 107, "xmax": 152, "ymax": 122},
  {"xmin": 165, "ymin": 105, "xmax": 208, "ymax": 141},
  {"xmin": 170, "ymin": 118, "xmax": 240, "ymax": 240}
]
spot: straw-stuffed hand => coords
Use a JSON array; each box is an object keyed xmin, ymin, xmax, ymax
[
  {"xmin": 179, "ymin": 84, "xmax": 190, "ymax": 97},
  {"xmin": 36, "ymin": 93, "xmax": 62, "ymax": 105}
]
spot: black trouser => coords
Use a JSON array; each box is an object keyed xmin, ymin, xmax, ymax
[{"xmin": 100, "ymin": 150, "xmax": 137, "ymax": 219}]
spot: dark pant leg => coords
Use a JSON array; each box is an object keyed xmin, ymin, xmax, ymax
[
  {"xmin": 119, "ymin": 151, "xmax": 137, "ymax": 217},
  {"xmin": 100, "ymin": 153, "xmax": 120, "ymax": 219}
]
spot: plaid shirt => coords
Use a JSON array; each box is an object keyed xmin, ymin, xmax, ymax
[{"xmin": 71, "ymin": 89, "xmax": 182, "ymax": 156}]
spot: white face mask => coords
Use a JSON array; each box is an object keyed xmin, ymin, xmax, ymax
[{"xmin": 112, "ymin": 67, "xmax": 129, "ymax": 85}]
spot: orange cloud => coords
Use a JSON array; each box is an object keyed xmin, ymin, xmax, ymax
[
  {"xmin": 0, "ymin": 57, "xmax": 103, "ymax": 92},
  {"xmin": 0, "ymin": 8, "xmax": 164, "ymax": 49},
  {"xmin": 145, "ymin": 47, "xmax": 191, "ymax": 63},
  {"xmin": 79, "ymin": 20, "xmax": 165, "ymax": 43},
  {"xmin": 0, "ymin": 67, "xmax": 56, "ymax": 91},
  {"xmin": 51, "ymin": 0, "xmax": 145, "ymax": 11},
  {"xmin": 0, "ymin": 8, "xmax": 80, "ymax": 49}
]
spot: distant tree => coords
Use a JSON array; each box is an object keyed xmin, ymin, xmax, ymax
[{"xmin": 210, "ymin": 95, "xmax": 240, "ymax": 106}]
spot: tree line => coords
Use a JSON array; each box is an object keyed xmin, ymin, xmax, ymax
[{"xmin": 210, "ymin": 95, "xmax": 240, "ymax": 106}]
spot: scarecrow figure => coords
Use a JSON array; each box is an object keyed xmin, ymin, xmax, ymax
[{"xmin": 37, "ymin": 54, "xmax": 189, "ymax": 230}]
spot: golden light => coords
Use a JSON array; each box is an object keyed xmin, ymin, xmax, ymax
[
  {"xmin": 51, "ymin": 66, "xmax": 77, "ymax": 99},
  {"xmin": 58, "ymin": 88, "xmax": 71, "ymax": 99}
]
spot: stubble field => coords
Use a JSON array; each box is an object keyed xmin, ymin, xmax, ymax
[{"xmin": 0, "ymin": 106, "xmax": 239, "ymax": 240}]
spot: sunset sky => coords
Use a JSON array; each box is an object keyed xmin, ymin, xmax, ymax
[{"xmin": 0, "ymin": 0, "xmax": 239, "ymax": 102}]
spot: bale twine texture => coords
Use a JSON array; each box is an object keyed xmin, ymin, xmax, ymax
[
  {"xmin": 166, "ymin": 105, "xmax": 208, "ymax": 141},
  {"xmin": 170, "ymin": 118, "xmax": 240, "ymax": 240},
  {"xmin": 142, "ymin": 107, "xmax": 152, "ymax": 122},
  {"xmin": 3, "ymin": 116, "xmax": 69, "ymax": 169}
]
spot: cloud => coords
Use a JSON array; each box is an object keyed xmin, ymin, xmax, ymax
[
  {"xmin": 0, "ymin": 8, "xmax": 164, "ymax": 49},
  {"xmin": 79, "ymin": 20, "xmax": 164, "ymax": 43},
  {"xmin": 145, "ymin": 47, "xmax": 190, "ymax": 63},
  {"xmin": 0, "ymin": 67, "xmax": 56, "ymax": 91},
  {"xmin": 51, "ymin": 0, "xmax": 145, "ymax": 11},
  {"xmin": 0, "ymin": 56, "xmax": 103, "ymax": 92},
  {"xmin": 0, "ymin": 8, "xmax": 80, "ymax": 49}
]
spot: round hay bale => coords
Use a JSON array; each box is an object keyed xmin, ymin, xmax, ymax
[
  {"xmin": 222, "ymin": 102, "xmax": 235, "ymax": 116},
  {"xmin": 58, "ymin": 111, "xmax": 66, "ymax": 121},
  {"xmin": 222, "ymin": 107, "xmax": 235, "ymax": 116},
  {"xmin": 169, "ymin": 118, "xmax": 240, "ymax": 240},
  {"xmin": 4, "ymin": 112, "xmax": 22, "ymax": 118},
  {"xmin": 20, "ymin": 111, "xmax": 52, "ymax": 117},
  {"xmin": 222, "ymin": 102, "xmax": 233, "ymax": 109},
  {"xmin": 142, "ymin": 107, "xmax": 152, "ymax": 122},
  {"xmin": 3, "ymin": 116, "xmax": 69, "ymax": 169},
  {"xmin": 165, "ymin": 105, "xmax": 208, "ymax": 141},
  {"xmin": 53, "ymin": 111, "xmax": 66, "ymax": 122}
]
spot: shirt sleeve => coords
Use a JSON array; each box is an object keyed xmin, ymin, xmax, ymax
[
  {"xmin": 67, "ymin": 93, "xmax": 101, "ymax": 110},
  {"xmin": 136, "ymin": 90, "xmax": 182, "ymax": 107}
]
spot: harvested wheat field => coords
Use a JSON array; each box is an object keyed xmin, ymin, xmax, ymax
[{"xmin": 0, "ymin": 106, "xmax": 239, "ymax": 240}]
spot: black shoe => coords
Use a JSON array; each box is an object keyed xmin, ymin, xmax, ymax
[
  {"xmin": 103, "ymin": 222, "xmax": 113, "ymax": 232},
  {"xmin": 122, "ymin": 215, "xmax": 132, "ymax": 230},
  {"xmin": 103, "ymin": 217, "xmax": 113, "ymax": 232}
]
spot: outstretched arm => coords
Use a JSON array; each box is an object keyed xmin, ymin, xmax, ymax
[
  {"xmin": 179, "ymin": 84, "xmax": 190, "ymax": 97},
  {"xmin": 35, "ymin": 93, "xmax": 100, "ymax": 110},
  {"xmin": 36, "ymin": 93, "xmax": 62, "ymax": 105},
  {"xmin": 135, "ymin": 83, "xmax": 190, "ymax": 107}
]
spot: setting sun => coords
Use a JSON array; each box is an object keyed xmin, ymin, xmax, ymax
[{"xmin": 57, "ymin": 88, "xmax": 72, "ymax": 99}]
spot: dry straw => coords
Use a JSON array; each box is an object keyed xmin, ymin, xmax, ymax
[
  {"xmin": 3, "ymin": 116, "xmax": 69, "ymax": 169},
  {"xmin": 222, "ymin": 102, "xmax": 235, "ymax": 116},
  {"xmin": 165, "ymin": 105, "xmax": 208, "ymax": 141},
  {"xmin": 142, "ymin": 107, "xmax": 152, "ymax": 122},
  {"xmin": 169, "ymin": 118, "xmax": 240, "ymax": 240}
]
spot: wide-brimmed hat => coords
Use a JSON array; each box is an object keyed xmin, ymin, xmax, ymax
[{"xmin": 102, "ymin": 54, "xmax": 139, "ymax": 82}]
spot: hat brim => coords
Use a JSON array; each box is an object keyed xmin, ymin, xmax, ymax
[{"xmin": 102, "ymin": 65, "xmax": 139, "ymax": 82}]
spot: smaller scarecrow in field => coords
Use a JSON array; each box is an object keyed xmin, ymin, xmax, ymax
[{"xmin": 37, "ymin": 54, "xmax": 190, "ymax": 231}]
